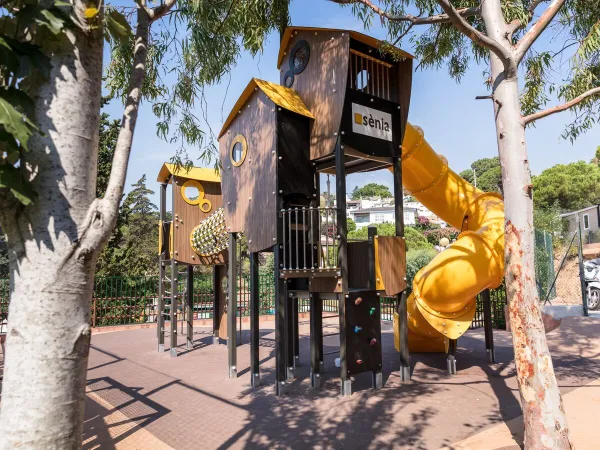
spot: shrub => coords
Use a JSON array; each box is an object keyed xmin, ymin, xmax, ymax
[
  {"xmin": 406, "ymin": 248, "xmax": 438, "ymax": 291},
  {"xmin": 423, "ymin": 227, "xmax": 460, "ymax": 245}
]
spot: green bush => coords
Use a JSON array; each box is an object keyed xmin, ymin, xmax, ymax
[
  {"xmin": 406, "ymin": 248, "xmax": 438, "ymax": 291},
  {"xmin": 347, "ymin": 223, "xmax": 432, "ymax": 251}
]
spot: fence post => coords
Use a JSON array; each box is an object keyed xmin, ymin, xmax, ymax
[
  {"xmin": 577, "ymin": 215, "xmax": 589, "ymax": 317},
  {"xmin": 92, "ymin": 297, "xmax": 97, "ymax": 328}
]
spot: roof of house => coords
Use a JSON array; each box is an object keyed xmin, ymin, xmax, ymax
[
  {"xmin": 351, "ymin": 206, "xmax": 417, "ymax": 213},
  {"xmin": 559, "ymin": 205, "xmax": 599, "ymax": 218},
  {"xmin": 157, "ymin": 163, "xmax": 220, "ymax": 184},
  {"xmin": 276, "ymin": 26, "xmax": 414, "ymax": 68},
  {"xmin": 218, "ymin": 78, "xmax": 314, "ymax": 139}
]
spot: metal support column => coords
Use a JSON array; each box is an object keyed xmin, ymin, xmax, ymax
[
  {"xmin": 227, "ymin": 233, "xmax": 238, "ymax": 378},
  {"xmin": 482, "ymin": 289, "xmax": 495, "ymax": 362},
  {"xmin": 310, "ymin": 292, "xmax": 323, "ymax": 388},
  {"xmin": 285, "ymin": 292, "xmax": 294, "ymax": 380},
  {"xmin": 212, "ymin": 265, "xmax": 219, "ymax": 345},
  {"xmin": 186, "ymin": 265, "xmax": 194, "ymax": 349},
  {"xmin": 447, "ymin": 339, "xmax": 457, "ymax": 375},
  {"xmin": 577, "ymin": 215, "xmax": 589, "ymax": 317},
  {"xmin": 170, "ymin": 259, "xmax": 178, "ymax": 357},
  {"xmin": 250, "ymin": 252, "xmax": 260, "ymax": 387},
  {"xmin": 293, "ymin": 296, "xmax": 300, "ymax": 367},
  {"xmin": 275, "ymin": 247, "xmax": 288, "ymax": 395},
  {"xmin": 393, "ymin": 156, "xmax": 410, "ymax": 381}
]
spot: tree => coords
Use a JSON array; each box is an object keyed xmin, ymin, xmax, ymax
[
  {"xmin": 349, "ymin": 222, "xmax": 432, "ymax": 250},
  {"xmin": 334, "ymin": 0, "xmax": 600, "ymax": 446},
  {"xmin": 533, "ymin": 161, "xmax": 600, "ymax": 212},
  {"xmin": 460, "ymin": 157, "xmax": 503, "ymax": 194},
  {"xmin": 591, "ymin": 145, "xmax": 600, "ymax": 166},
  {"xmin": 351, "ymin": 182, "xmax": 393, "ymax": 199},
  {"xmin": 0, "ymin": 1, "xmax": 290, "ymax": 447}
]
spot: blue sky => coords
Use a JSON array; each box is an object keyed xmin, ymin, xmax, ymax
[{"xmin": 103, "ymin": 1, "xmax": 600, "ymax": 204}]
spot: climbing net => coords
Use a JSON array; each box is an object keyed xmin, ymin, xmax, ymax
[{"xmin": 190, "ymin": 208, "xmax": 228, "ymax": 256}]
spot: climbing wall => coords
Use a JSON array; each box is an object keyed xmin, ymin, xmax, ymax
[{"xmin": 343, "ymin": 290, "xmax": 382, "ymax": 376}]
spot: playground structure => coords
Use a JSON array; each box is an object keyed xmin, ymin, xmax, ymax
[{"xmin": 156, "ymin": 26, "xmax": 504, "ymax": 395}]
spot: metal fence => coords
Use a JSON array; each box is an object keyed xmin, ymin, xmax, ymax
[{"xmin": 0, "ymin": 273, "xmax": 507, "ymax": 330}]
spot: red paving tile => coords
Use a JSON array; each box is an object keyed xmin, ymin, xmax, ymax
[{"xmin": 5, "ymin": 316, "xmax": 598, "ymax": 449}]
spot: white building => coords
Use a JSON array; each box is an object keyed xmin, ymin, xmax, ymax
[{"xmin": 349, "ymin": 206, "xmax": 418, "ymax": 228}]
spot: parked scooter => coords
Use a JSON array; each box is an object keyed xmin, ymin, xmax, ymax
[{"xmin": 584, "ymin": 258, "xmax": 600, "ymax": 310}]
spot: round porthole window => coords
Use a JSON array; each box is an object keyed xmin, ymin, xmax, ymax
[
  {"xmin": 229, "ymin": 134, "xmax": 247, "ymax": 167},
  {"xmin": 283, "ymin": 70, "xmax": 295, "ymax": 88},
  {"xmin": 289, "ymin": 40, "xmax": 310, "ymax": 75},
  {"xmin": 356, "ymin": 69, "xmax": 369, "ymax": 90}
]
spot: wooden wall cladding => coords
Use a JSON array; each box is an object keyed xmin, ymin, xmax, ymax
[
  {"xmin": 280, "ymin": 30, "xmax": 349, "ymax": 161},
  {"xmin": 375, "ymin": 236, "xmax": 407, "ymax": 295},
  {"xmin": 171, "ymin": 178, "xmax": 226, "ymax": 265},
  {"xmin": 395, "ymin": 58, "xmax": 413, "ymax": 145},
  {"xmin": 219, "ymin": 90, "xmax": 277, "ymax": 253},
  {"xmin": 348, "ymin": 241, "xmax": 370, "ymax": 290}
]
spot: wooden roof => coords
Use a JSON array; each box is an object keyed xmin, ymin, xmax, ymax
[
  {"xmin": 276, "ymin": 26, "xmax": 414, "ymax": 69},
  {"xmin": 218, "ymin": 78, "xmax": 314, "ymax": 139},
  {"xmin": 157, "ymin": 163, "xmax": 221, "ymax": 183}
]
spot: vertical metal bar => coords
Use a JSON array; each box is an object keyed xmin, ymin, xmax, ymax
[
  {"xmin": 350, "ymin": 53, "xmax": 354, "ymax": 89},
  {"xmin": 482, "ymin": 289, "xmax": 495, "ymax": 362},
  {"xmin": 295, "ymin": 208, "xmax": 299, "ymax": 271},
  {"xmin": 310, "ymin": 207, "xmax": 315, "ymax": 269},
  {"xmin": 577, "ymin": 215, "xmax": 589, "ymax": 316},
  {"xmin": 186, "ymin": 265, "xmax": 194, "ymax": 349},
  {"xmin": 310, "ymin": 292, "xmax": 323, "ymax": 388},
  {"xmin": 275, "ymin": 245, "xmax": 288, "ymax": 396},
  {"xmin": 293, "ymin": 296, "xmax": 300, "ymax": 366},
  {"xmin": 212, "ymin": 265, "xmax": 219, "ymax": 345},
  {"xmin": 170, "ymin": 260, "xmax": 177, "ymax": 357},
  {"xmin": 286, "ymin": 293, "xmax": 294, "ymax": 378},
  {"xmin": 282, "ymin": 210, "xmax": 287, "ymax": 270},
  {"xmin": 228, "ymin": 232, "xmax": 238, "ymax": 377},
  {"xmin": 318, "ymin": 208, "xmax": 323, "ymax": 268},
  {"xmin": 336, "ymin": 137, "xmax": 348, "ymax": 292},
  {"xmin": 303, "ymin": 207, "xmax": 307, "ymax": 269},
  {"xmin": 250, "ymin": 252, "xmax": 260, "ymax": 387},
  {"xmin": 368, "ymin": 227, "xmax": 377, "ymax": 290},
  {"xmin": 325, "ymin": 207, "xmax": 330, "ymax": 268},
  {"xmin": 288, "ymin": 209, "xmax": 293, "ymax": 269}
]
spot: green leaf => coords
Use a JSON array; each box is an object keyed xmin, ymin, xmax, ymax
[
  {"xmin": 0, "ymin": 165, "xmax": 36, "ymax": 205},
  {"xmin": 0, "ymin": 127, "xmax": 21, "ymax": 155},
  {"xmin": 0, "ymin": 97, "xmax": 37, "ymax": 152},
  {"xmin": 106, "ymin": 10, "xmax": 133, "ymax": 44},
  {"xmin": 0, "ymin": 87, "xmax": 35, "ymax": 119},
  {"xmin": 37, "ymin": 9, "xmax": 65, "ymax": 34},
  {"xmin": 0, "ymin": 37, "xmax": 20, "ymax": 75}
]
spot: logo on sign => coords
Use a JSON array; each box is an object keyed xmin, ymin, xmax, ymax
[{"xmin": 351, "ymin": 103, "xmax": 393, "ymax": 142}]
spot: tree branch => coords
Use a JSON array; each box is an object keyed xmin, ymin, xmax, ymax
[
  {"xmin": 522, "ymin": 87, "xmax": 600, "ymax": 125},
  {"xmin": 148, "ymin": 0, "xmax": 177, "ymax": 22},
  {"xmin": 329, "ymin": 0, "xmax": 480, "ymax": 25},
  {"xmin": 436, "ymin": 0, "xmax": 513, "ymax": 70},
  {"xmin": 515, "ymin": 0, "xmax": 566, "ymax": 63}
]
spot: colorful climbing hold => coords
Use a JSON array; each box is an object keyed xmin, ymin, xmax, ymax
[
  {"xmin": 354, "ymin": 297, "xmax": 363, "ymax": 305},
  {"xmin": 369, "ymin": 307, "xmax": 376, "ymax": 316},
  {"xmin": 356, "ymin": 359, "xmax": 363, "ymax": 365},
  {"xmin": 354, "ymin": 325, "xmax": 362, "ymax": 334},
  {"xmin": 370, "ymin": 338, "xmax": 377, "ymax": 346}
]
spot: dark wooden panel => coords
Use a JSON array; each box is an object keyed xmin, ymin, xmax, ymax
[
  {"xmin": 277, "ymin": 109, "xmax": 313, "ymax": 199},
  {"xmin": 309, "ymin": 276, "xmax": 342, "ymax": 293},
  {"xmin": 376, "ymin": 236, "xmax": 407, "ymax": 295},
  {"xmin": 280, "ymin": 30, "xmax": 349, "ymax": 161},
  {"xmin": 343, "ymin": 290, "xmax": 382, "ymax": 376},
  {"xmin": 348, "ymin": 241, "xmax": 370, "ymax": 290},
  {"xmin": 396, "ymin": 58, "xmax": 413, "ymax": 145},
  {"xmin": 171, "ymin": 178, "xmax": 225, "ymax": 265},
  {"xmin": 219, "ymin": 90, "xmax": 277, "ymax": 253}
]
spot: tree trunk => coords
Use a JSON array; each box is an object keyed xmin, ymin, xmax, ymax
[
  {"xmin": 482, "ymin": 2, "xmax": 571, "ymax": 448},
  {"xmin": 0, "ymin": 8, "xmax": 104, "ymax": 449}
]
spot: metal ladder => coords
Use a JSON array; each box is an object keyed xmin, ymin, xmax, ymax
[{"xmin": 158, "ymin": 259, "xmax": 180, "ymax": 357}]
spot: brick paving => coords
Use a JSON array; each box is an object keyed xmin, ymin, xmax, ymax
[{"xmin": 79, "ymin": 315, "xmax": 600, "ymax": 449}]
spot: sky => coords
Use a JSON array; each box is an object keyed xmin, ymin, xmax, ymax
[{"xmin": 103, "ymin": 0, "xmax": 600, "ymax": 205}]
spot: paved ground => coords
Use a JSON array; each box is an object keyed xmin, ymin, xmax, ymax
[{"xmin": 79, "ymin": 315, "xmax": 600, "ymax": 450}]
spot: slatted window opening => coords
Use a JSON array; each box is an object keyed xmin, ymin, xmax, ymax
[{"xmin": 349, "ymin": 48, "xmax": 394, "ymax": 101}]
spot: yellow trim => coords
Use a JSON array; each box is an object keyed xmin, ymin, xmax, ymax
[
  {"xmin": 218, "ymin": 78, "xmax": 314, "ymax": 139},
  {"xmin": 169, "ymin": 222, "xmax": 173, "ymax": 259},
  {"xmin": 373, "ymin": 236, "xmax": 385, "ymax": 291},
  {"xmin": 156, "ymin": 163, "xmax": 220, "ymax": 184},
  {"xmin": 276, "ymin": 26, "xmax": 414, "ymax": 69},
  {"xmin": 181, "ymin": 179, "xmax": 205, "ymax": 205},
  {"xmin": 158, "ymin": 221, "xmax": 163, "ymax": 255},
  {"xmin": 229, "ymin": 134, "xmax": 248, "ymax": 167}
]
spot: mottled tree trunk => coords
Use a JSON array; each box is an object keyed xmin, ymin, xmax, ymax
[{"xmin": 482, "ymin": 1, "xmax": 571, "ymax": 448}]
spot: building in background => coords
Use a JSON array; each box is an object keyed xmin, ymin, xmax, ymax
[
  {"xmin": 349, "ymin": 204, "xmax": 418, "ymax": 228},
  {"xmin": 560, "ymin": 205, "xmax": 600, "ymax": 235}
]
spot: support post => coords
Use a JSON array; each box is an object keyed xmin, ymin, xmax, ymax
[
  {"xmin": 212, "ymin": 265, "xmax": 219, "ymax": 345},
  {"xmin": 293, "ymin": 296, "xmax": 300, "ymax": 367},
  {"xmin": 170, "ymin": 259, "xmax": 178, "ymax": 358},
  {"xmin": 309, "ymin": 293, "xmax": 323, "ymax": 388},
  {"xmin": 186, "ymin": 265, "xmax": 194, "ymax": 349},
  {"xmin": 285, "ymin": 292, "xmax": 294, "ymax": 380},
  {"xmin": 250, "ymin": 252, "xmax": 260, "ymax": 387},
  {"xmin": 447, "ymin": 338, "xmax": 457, "ymax": 375},
  {"xmin": 275, "ymin": 246, "xmax": 288, "ymax": 395},
  {"xmin": 157, "ymin": 182, "xmax": 167, "ymax": 352},
  {"xmin": 482, "ymin": 289, "xmax": 495, "ymax": 362},
  {"xmin": 577, "ymin": 215, "xmax": 589, "ymax": 317},
  {"xmin": 227, "ymin": 233, "xmax": 238, "ymax": 378},
  {"xmin": 392, "ymin": 156, "xmax": 410, "ymax": 381}
]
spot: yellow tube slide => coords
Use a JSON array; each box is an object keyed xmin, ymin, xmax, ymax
[{"xmin": 396, "ymin": 123, "xmax": 505, "ymax": 352}]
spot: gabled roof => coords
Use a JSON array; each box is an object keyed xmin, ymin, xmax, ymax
[
  {"xmin": 218, "ymin": 78, "xmax": 314, "ymax": 139},
  {"xmin": 560, "ymin": 205, "xmax": 599, "ymax": 217},
  {"xmin": 277, "ymin": 26, "xmax": 414, "ymax": 69},
  {"xmin": 157, "ymin": 163, "xmax": 220, "ymax": 183}
]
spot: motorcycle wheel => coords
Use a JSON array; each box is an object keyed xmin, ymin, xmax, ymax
[{"xmin": 587, "ymin": 287, "xmax": 600, "ymax": 311}]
